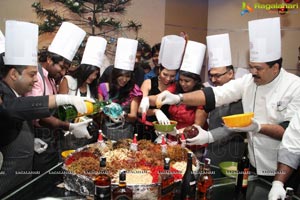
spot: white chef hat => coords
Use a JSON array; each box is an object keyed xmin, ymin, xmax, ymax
[
  {"xmin": 0, "ymin": 30, "xmax": 4, "ymax": 54},
  {"xmin": 48, "ymin": 22, "xmax": 86, "ymax": 62},
  {"xmin": 249, "ymin": 17, "xmax": 281, "ymax": 63},
  {"xmin": 81, "ymin": 36, "xmax": 107, "ymax": 68},
  {"xmin": 114, "ymin": 38, "xmax": 138, "ymax": 71},
  {"xmin": 206, "ymin": 33, "xmax": 232, "ymax": 69},
  {"xmin": 4, "ymin": 20, "xmax": 38, "ymax": 66},
  {"xmin": 158, "ymin": 35, "xmax": 186, "ymax": 70},
  {"xmin": 180, "ymin": 41, "xmax": 206, "ymax": 75}
]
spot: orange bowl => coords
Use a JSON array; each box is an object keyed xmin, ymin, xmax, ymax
[{"xmin": 222, "ymin": 112, "xmax": 254, "ymax": 128}]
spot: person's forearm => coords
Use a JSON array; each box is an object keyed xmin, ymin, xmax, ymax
[
  {"xmin": 260, "ymin": 124, "xmax": 285, "ymax": 140},
  {"xmin": 39, "ymin": 116, "xmax": 70, "ymax": 131},
  {"xmin": 48, "ymin": 95, "xmax": 57, "ymax": 109},
  {"xmin": 274, "ymin": 163, "xmax": 294, "ymax": 183},
  {"xmin": 180, "ymin": 90, "xmax": 207, "ymax": 106}
]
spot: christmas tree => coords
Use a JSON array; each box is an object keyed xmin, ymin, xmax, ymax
[{"xmin": 32, "ymin": 0, "xmax": 151, "ymax": 59}]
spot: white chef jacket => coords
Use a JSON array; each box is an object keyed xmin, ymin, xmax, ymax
[
  {"xmin": 278, "ymin": 111, "xmax": 300, "ymax": 170},
  {"xmin": 212, "ymin": 69, "xmax": 300, "ymax": 175}
]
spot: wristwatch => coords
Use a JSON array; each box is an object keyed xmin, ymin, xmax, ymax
[{"xmin": 177, "ymin": 93, "xmax": 183, "ymax": 105}]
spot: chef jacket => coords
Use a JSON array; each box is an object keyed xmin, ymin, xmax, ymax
[
  {"xmin": 278, "ymin": 111, "xmax": 300, "ymax": 170},
  {"xmin": 203, "ymin": 69, "xmax": 300, "ymax": 175}
]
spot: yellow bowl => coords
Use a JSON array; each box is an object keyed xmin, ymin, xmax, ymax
[
  {"xmin": 222, "ymin": 112, "xmax": 254, "ymax": 128},
  {"xmin": 153, "ymin": 120, "xmax": 177, "ymax": 133},
  {"xmin": 61, "ymin": 150, "xmax": 75, "ymax": 159},
  {"xmin": 219, "ymin": 161, "xmax": 238, "ymax": 178}
]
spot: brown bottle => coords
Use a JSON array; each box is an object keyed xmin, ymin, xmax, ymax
[
  {"xmin": 197, "ymin": 158, "xmax": 213, "ymax": 200},
  {"xmin": 94, "ymin": 157, "xmax": 111, "ymax": 200},
  {"xmin": 159, "ymin": 157, "xmax": 175, "ymax": 200},
  {"xmin": 112, "ymin": 169, "xmax": 133, "ymax": 200},
  {"xmin": 181, "ymin": 152, "xmax": 196, "ymax": 200},
  {"xmin": 235, "ymin": 139, "xmax": 249, "ymax": 195}
]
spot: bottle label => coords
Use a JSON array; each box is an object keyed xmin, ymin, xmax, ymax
[
  {"xmin": 242, "ymin": 168, "xmax": 249, "ymax": 187},
  {"xmin": 113, "ymin": 195, "xmax": 132, "ymax": 200},
  {"xmin": 95, "ymin": 185, "xmax": 111, "ymax": 199}
]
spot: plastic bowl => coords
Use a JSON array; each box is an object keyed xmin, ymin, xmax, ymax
[
  {"xmin": 153, "ymin": 120, "xmax": 177, "ymax": 133},
  {"xmin": 61, "ymin": 150, "xmax": 75, "ymax": 159},
  {"xmin": 222, "ymin": 112, "xmax": 254, "ymax": 127},
  {"xmin": 219, "ymin": 161, "xmax": 238, "ymax": 178}
]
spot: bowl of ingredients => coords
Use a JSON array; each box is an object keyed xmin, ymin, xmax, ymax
[
  {"xmin": 219, "ymin": 161, "xmax": 238, "ymax": 178},
  {"xmin": 222, "ymin": 112, "xmax": 254, "ymax": 128},
  {"xmin": 153, "ymin": 120, "xmax": 177, "ymax": 133}
]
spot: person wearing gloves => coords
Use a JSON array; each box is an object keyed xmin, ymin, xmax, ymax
[
  {"xmin": 138, "ymin": 35, "xmax": 185, "ymax": 142},
  {"xmin": 59, "ymin": 36, "xmax": 107, "ymax": 149},
  {"xmin": 153, "ymin": 17, "xmax": 300, "ymax": 182},
  {"xmin": 268, "ymin": 111, "xmax": 300, "ymax": 200},
  {"xmin": 0, "ymin": 20, "xmax": 90, "ymax": 196},
  {"xmin": 98, "ymin": 38, "xmax": 142, "ymax": 141},
  {"xmin": 167, "ymin": 40, "xmax": 208, "ymax": 160},
  {"xmin": 203, "ymin": 33, "xmax": 245, "ymax": 166},
  {"xmin": 25, "ymin": 22, "xmax": 88, "ymax": 174}
]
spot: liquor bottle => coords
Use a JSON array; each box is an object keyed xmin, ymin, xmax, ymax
[
  {"xmin": 285, "ymin": 187, "xmax": 294, "ymax": 200},
  {"xmin": 130, "ymin": 134, "xmax": 138, "ymax": 152},
  {"xmin": 181, "ymin": 152, "xmax": 196, "ymax": 200},
  {"xmin": 97, "ymin": 130, "xmax": 107, "ymax": 149},
  {"xmin": 112, "ymin": 169, "xmax": 133, "ymax": 200},
  {"xmin": 159, "ymin": 157, "xmax": 175, "ymax": 200},
  {"xmin": 58, "ymin": 100, "xmax": 111, "ymax": 121},
  {"xmin": 94, "ymin": 157, "xmax": 111, "ymax": 200},
  {"xmin": 235, "ymin": 139, "xmax": 250, "ymax": 195},
  {"xmin": 197, "ymin": 158, "xmax": 213, "ymax": 200}
]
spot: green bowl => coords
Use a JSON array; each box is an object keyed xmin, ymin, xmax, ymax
[
  {"xmin": 219, "ymin": 161, "xmax": 238, "ymax": 178},
  {"xmin": 153, "ymin": 120, "xmax": 177, "ymax": 133}
]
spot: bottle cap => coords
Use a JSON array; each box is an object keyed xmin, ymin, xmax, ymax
[
  {"xmin": 205, "ymin": 158, "xmax": 211, "ymax": 165},
  {"xmin": 181, "ymin": 134, "xmax": 186, "ymax": 141},
  {"xmin": 161, "ymin": 135, "xmax": 166, "ymax": 145},
  {"xmin": 133, "ymin": 134, "xmax": 137, "ymax": 144},
  {"xmin": 100, "ymin": 156, "xmax": 106, "ymax": 167},
  {"xmin": 98, "ymin": 131, "xmax": 103, "ymax": 142},
  {"xmin": 119, "ymin": 169, "xmax": 126, "ymax": 181}
]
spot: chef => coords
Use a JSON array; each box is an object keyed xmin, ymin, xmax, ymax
[
  {"xmin": 154, "ymin": 17, "xmax": 300, "ymax": 180},
  {"xmin": 25, "ymin": 22, "xmax": 90, "ymax": 174},
  {"xmin": 0, "ymin": 20, "xmax": 89, "ymax": 196}
]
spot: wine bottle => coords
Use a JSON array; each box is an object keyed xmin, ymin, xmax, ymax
[
  {"xmin": 197, "ymin": 158, "xmax": 213, "ymax": 200},
  {"xmin": 94, "ymin": 157, "xmax": 111, "ymax": 200},
  {"xmin": 159, "ymin": 157, "xmax": 175, "ymax": 200},
  {"xmin": 112, "ymin": 169, "xmax": 133, "ymax": 200},
  {"xmin": 181, "ymin": 152, "xmax": 196, "ymax": 200},
  {"xmin": 58, "ymin": 100, "xmax": 111, "ymax": 121},
  {"xmin": 285, "ymin": 187, "xmax": 294, "ymax": 200},
  {"xmin": 235, "ymin": 139, "xmax": 250, "ymax": 195}
]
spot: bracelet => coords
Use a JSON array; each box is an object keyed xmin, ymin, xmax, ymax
[{"xmin": 176, "ymin": 93, "xmax": 183, "ymax": 105}]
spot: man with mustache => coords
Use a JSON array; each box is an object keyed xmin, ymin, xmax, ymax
[{"xmin": 154, "ymin": 17, "xmax": 300, "ymax": 185}]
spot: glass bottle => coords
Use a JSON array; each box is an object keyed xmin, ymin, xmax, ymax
[
  {"xmin": 112, "ymin": 169, "xmax": 133, "ymax": 200},
  {"xmin": 58, "ymin": 100, "xmax": 111, "ymax": 121},
  {"xmin": 94, "ymin": 157, "xmax": 111, "ymax": 200},
  {"xmin": 159, "ymin": 157, "xmax": 175, "ymax": 200},
  {"xmin": 197, "ymin": 158, "xmax": 213, "ymax": 200},
  {"xmin": 181, "ymin": 152, "xmax": 196, "ymax": 200},
  {"xmin": 285, "ymin": 187, "xmax": 294, "ymax": 200},
  {"xmin": 235, "ymin": 139, "xmax": 250, "ymax": 195}
]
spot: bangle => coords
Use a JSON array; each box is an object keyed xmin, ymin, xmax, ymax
[{"xmin": 176, "ymin": 93, "xmax": 183, "ymax": 105}]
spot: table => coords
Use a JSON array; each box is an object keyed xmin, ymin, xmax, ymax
[{"xmin": 1, "ymin": 163, "xmax": 300, "ymax": 200}]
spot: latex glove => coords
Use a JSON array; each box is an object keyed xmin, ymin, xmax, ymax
[
  {"xmin": 156, "ymin": 91, "xmax": 180, "ymax": 107},
  {"xmin": 155, "ymin": 109, "xmax": 170, "ymax": 125},
  {"xmin": 139, "ymin": 97, "xmax": 150, "ymax": 114},
  {"xmin": 109, "ymin": 111, "xmax": 126, "ymax": 123},
  {"xmin": 186, "ymin": 125, "xmax": 214, "ymax": 145},
  {"xmin": 55, "ymin": 94, "xmax": 95, "ymax": 114},
  {"xmin": 268, "ymin": 181, "xmax": 286, "ymax": 200},
  {"xmin": 34, "ymin": 138, "xmax": 48, "ymax": 154},
  {"xmin": 69, "ymin": 119, "xmax": 93, "ymax": 139},
  {"xmin": 227, "ymin": 118, "xmax": 261, "ymax": 133}
]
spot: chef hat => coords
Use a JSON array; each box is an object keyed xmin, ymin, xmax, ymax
[
  {"xmin": 48, "ymin": 22, "xmax": 86, "ymax": 62},
  {"xmin": 158, "ymin": 35, "xmax": 185, "ymax": 70},
  {"xmin": 206, "ymin": 33, "xmax": 232, "ymax": 69},
  {"xmin": 180, "ymin": 41, "xmax": 206, "ymax": 75},
  {"xmin": 0, "ymin": 30, "xmax": 4, "ymax": 54},
  {"xmin": 81, "ymin": 36, "xmax": 107, "ymax": 68},
  {"xmin": 4, "ymin": 20, "xmax": 38, "ymax": 66},
  {"xmin": 114, "ymin": 38, "xmax": 138, "ymax": 71},
  {"xmin": 249, "ymin": 17, "xmax": 281, "ymax": 62}
]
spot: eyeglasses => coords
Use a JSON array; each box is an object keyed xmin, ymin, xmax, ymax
[{"xmin": 209, "ymin": 70, "xmax": 229, "ymax": 79}]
